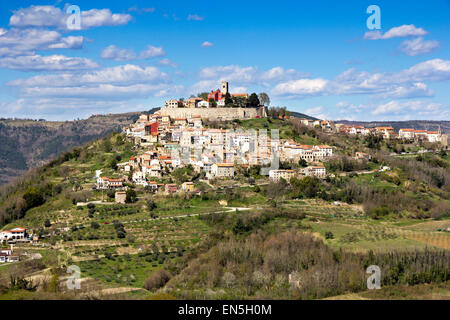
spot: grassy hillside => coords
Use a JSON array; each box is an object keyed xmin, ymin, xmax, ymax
[{"xmin": 0, "ymin": 117, "xmax": 448, "ymax": 300}]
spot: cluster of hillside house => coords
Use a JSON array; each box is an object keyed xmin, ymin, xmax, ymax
[
  {"xmin": 115, "ymin": 110, "xmax": 334, "ymax": 189},
  {"xmin": 268, "ymin": 166, "xmax": 327, "ymax": 182},
  {"xmin": 280, "ymin": 142, "xmax": 333, "ymax": 163},
  {"xmin": 296, "ymin": 118, "xmax": 335, "ymax": 132},
  {"xmin": 336, "ymin": 124, "xmax": 447, "ymax": 144},
  {"xmin": 398, "ymin": 128, "xmax": 444, "ymax": 143}
]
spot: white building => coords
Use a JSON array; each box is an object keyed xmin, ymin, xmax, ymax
[
  {"xmin": 269, "ymin": 170, "xmax": 295, "ymax": 182},
  {"xmin": 301, "ymin": 166, "xmax": 327, "ymax": 179},
  {"xmin": 0, "ymin": 228, "xmax": 27, "ymax": 241},
  {"xmin": 165, "ymin": 99, "xmax": 180, "ymax": 108},
  {"xmin": 197, "ymin": 101, "xmax": 210, "ymax": 108},
  {"xmin": 211, "ymin": 163, "xmax": 234, "ymax": 178}
]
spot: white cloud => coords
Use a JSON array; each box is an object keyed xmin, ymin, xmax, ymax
[
  {"xmin": 336, "ymin": 102, "xmax": 369, "ymax": 114},
  {"xmin": 199, "ymin": 65, "xmax": 259, "ymax": 83},
  {"xmin": 158, "ymin": 58, "xmax": 178, "ymax": 68},
  {"xmin": 7, "ymin": 64, "xmax": 169, "ymax": 87},
  {"xmin": 398, "ymin": 58, "xmax": 450, "ymax": 82},
  {"xmin": 9, "ymin": 5, "xmax": 132, "ymax": 30},
  {"xmin": 272, "ymin": 78, "xmax": 328, "ymax": 97},
  {"xmin": 100, "ymin": 45, "xmax": 165, "ymax": 61},
  {"xmin": 139, "ymin": 45, "xmax": 165, "ymax": 59},
  {"xmin": 81, "ymin": 9, "xmax": 132, "ymax": 29},
  {"xmin": 0, "ymin": 54, "xmax": 99, "ymax": 72},
  {"xmin": 0, "ymin": 98, "xmax": 152, "ymax": 121},
  {"xmin": 187, "ymin": 14, "xmax": 204, "ymax": 21},
  {"xmin": 189, "ymin": 80, "xmax": 217, "ymax": 94},
  {"xmin": 272, "ymin": 59, "xmax": 450, "ymax": 99},
  {"xmin": 128, "ymin": 7, "xmax": 155, "ymax": 14},
  {"xmin": 20, "ymin": 83, "xmax": 175, "ymax": 100},
  {"xmin": 399, "ymin": 37, "xmax": 440, "ymax": 56},
  {"xmin": 261, "ymin": 67, "xmax": 308, "ymax": 82},
  {"xmin": 371, "ymin": 100, "xmax": 448, "ymax": 119},
  {"xmin": 378, "ymin": 82, "xmax": 434, "ymax": 99},
  {"xmin": 201, "ymin": 41, "xmax": 214, "ymax": 48},
  {"xmin": 9, "ymin": 6, "xmax": 64, "ymax": 28},
  {"xmin": 196, "ymin": 65, "xmax": 309, "ymax": 89},
  {"xmin": 304, "ymin": 106, "xmax": 328, "ymax": 119},
  {"xmin": 4, "ymin": 64, "xmax": 181, "ymax": 117},
  {"xmin": 364, "ymin": 24, "xmax": 427, "ymax": 40},
  {"xmin": 101, "ymin": 45, "xmax": 136, "ymax": 61},
  {"xmin": 231, "ymin": 86, "xmax": 248, "ymax": 93},
  {"xmin": 0, "ymin": 28, "xmax": 84, "ymax": 57},
  {"xmin": 47, "ymin": 36, "xmax": 84, "ymax": 49}
]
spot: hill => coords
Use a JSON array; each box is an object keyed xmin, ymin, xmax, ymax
[
  {"xmin": 335, "ymin": 120, "xmax": 450, "ymax": 134},
  {"xmin": 0, "ymin": 108, "xmax": 159, "ymax": 185},
  {"xmin": 289, "ymin": 111, "xmax": 318, "ymax": 120},
  {"xmin": 0, "ymin": 116, "xmax": 448, "ymax": 300}
]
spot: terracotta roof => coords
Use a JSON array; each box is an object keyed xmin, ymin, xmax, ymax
[{"xmin": 216, "ymin": 163, "xmax": 234, "ymax": 167}]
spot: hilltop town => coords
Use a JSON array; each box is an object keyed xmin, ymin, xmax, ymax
[
  {"xmin": 91, "ymin": 81, "xmax": 447, "ymax": 197},
  {"xmin": 0, "ymin": 81, "xmax": 448, "ymax": 300}
]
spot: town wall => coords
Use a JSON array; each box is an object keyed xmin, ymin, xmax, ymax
[{"xmin": 159, "ymin": 107, "xmax": 267, "ymax": 120}]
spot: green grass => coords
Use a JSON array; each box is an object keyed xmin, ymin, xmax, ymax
[
  {"xmin": 78, "ymin": 254, "xmax": 179, "ymax": 288},
  {"xmin": 353, "ymin": 173, "xmax": 399, "ymax": 191}
]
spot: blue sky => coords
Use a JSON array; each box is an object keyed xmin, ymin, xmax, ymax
[{"xmin": 0, "ymin": 0, "xmax": 449, "ymax": 121}]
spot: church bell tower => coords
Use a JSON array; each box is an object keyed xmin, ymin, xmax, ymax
[{"xmin": 221, "ymin": 81, "xmax": 229, "ymax": 95}]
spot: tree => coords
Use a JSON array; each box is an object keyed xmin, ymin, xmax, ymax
[
  {"xmin": 258, "ymin": 92, "xmax": 270, "ymax": 106},
  {"xmin": 232, "ymin": 96, "xmax": 248, "ymax": 108},
  {"xmin": 208, "ymin": 98, "xmax": 217, "ymax": 108},
  {"xmin": 298, "ymin": 159, "xmax": 307, "ymax": 167},
  {"xmin": 44, "ymin": 219, "xmax": 51, "ymax": 228},
  {"xmin": 146, "ymin": 198, "xmax": 157, "ymax": 211},
  {"xmin": 198, "ymin": 92, "xmax": 209, "ymax": 100},
  {"xmin": 91, "ymin": 221, "xmax": 100, "ymax": 229},
  {"xmin": 48, "ymin": 274, "xmax": 60, "ymax": 293},
  {"xmin": 325, "ymin": 231, "xmax": 334, "ymax": 239},
  {"xmin": 126, "ymin": 189, "xmax": 137, "ymax": 203},
  {"xmin": 23, "ymin": 187, "xmax": 44, "ymax": 211},
  {"xmin": 248, "ymin": 93, "xmax": 260, "ymax": 107},
  {"xmin": 224, "ymin": 92, "xmax": 233, "ymax": 105},
  {"xmin": 102, "ymin": 139, "xmax": 112, "ymax": 152},
  {"xmin": 144, "ymin": 270, "xmax": 172, "ymax": 291},
  {"xmin": 109, "ymin": 158, "xmax": 118, "ymax": 170}
]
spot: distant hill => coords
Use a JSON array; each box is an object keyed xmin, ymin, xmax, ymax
[
  {"xmin": 335, "ymin": 120, "xmax": 450, "ymax": 134},
  {"xmin": 289, "ymin": 111, "xmax": 318, "ymax": 120},
  {"xmin": 0, "ymin": 108, "xmax": 159, "ymax": 185}
]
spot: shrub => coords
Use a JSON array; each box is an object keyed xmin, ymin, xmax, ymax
[
  {"xmin": 91, "ymin": 222, "xmax": 100, "ymax": 229},
  {"xmin": 144, "ymin": 270, "xmax": 171, "ymax": 291},
  {"xmin": 325, "ymin": 231, "xmax": 334, "ymax": 239},
  {"xmin": 126, "ymin": 189, "xmax": 137, "ymax": 203}
]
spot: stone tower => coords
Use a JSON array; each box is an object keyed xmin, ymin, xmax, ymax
[{"xmin": 221, "ymin": 81, "xmax": 229, "ymax": 95}]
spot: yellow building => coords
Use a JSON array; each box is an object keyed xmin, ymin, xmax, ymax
[{"xmin": 181, "ymin": 182, "xmax": 195, "ymax": 192}]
